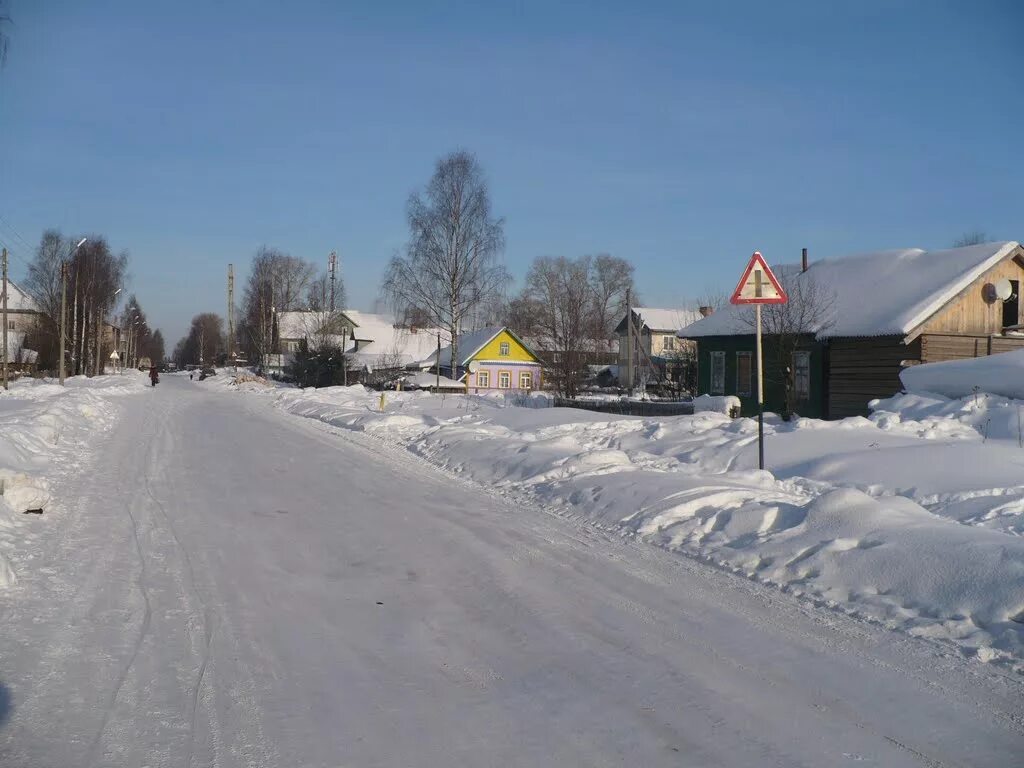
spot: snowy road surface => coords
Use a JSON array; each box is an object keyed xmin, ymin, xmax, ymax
[{"xmin": 0, "ymin": 377, "xmax": 1021, "ymax": 767}]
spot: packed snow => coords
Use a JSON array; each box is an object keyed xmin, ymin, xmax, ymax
[
  {"xmin": 900, "ymin": 347, "xmax": 1024, "ymax": 399},
  {"xmin": 0, "ymin": 373, "xmax": 147, "ymax": 585},
  {"xmin": 2, "ymin": 373, "xmax": 1022, "ymax": 765},
  {"xmin": 211, "ymin": 373, "xmax": 1024, "ymax": 669}
]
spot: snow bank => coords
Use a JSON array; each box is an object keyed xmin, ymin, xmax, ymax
[
  {"xmin": 221, "ymin": 375, "xmax": 1024, "ymax": 669},
  {"xmin": 900, "ymin": 348, "xmax": 1024, "ymax": 399},
  {"xmin": 0, "ymin": 373, "xmax": 147, "ymax": 584},
  {"xmin": 692, "ymin": 394, "xmax": 741, "ymax": 416}
]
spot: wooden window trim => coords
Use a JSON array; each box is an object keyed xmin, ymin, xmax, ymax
[
  {"xmin": 477, "ymin": 370, "xmax": 490, "ymax": 388},
  {"xmin": 519, "ymin": 371, "xmax": 533, "ymax": 390},
  {"xmin": 498, "ymin": 370, "xmax": 511, "ymax": 389},
  {"xmin": 499, "ymin": 342, "xmax": 510, "ymax": 356}
]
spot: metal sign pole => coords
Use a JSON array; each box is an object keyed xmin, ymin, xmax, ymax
[{"xmin": 756, "ymin": 302, "xmax": 765, "ymax": 470}]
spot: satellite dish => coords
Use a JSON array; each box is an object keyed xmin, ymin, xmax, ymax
[
  {"xmin": 995, "ymin": 279, "xmax": 1014, "ymax": 301},
  {"xmin": 468, "ymin": 360, "xmax": 480, "ymax": 373}
]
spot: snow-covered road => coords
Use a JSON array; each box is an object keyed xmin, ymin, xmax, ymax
[{"xmin": 1, "ymin": 376, "xmax": 1021, "ymax": 767}]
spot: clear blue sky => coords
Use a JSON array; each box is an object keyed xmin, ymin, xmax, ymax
[{"xmin": 0, "ymin": 1, "xmax": 1021, "ymax": 345}]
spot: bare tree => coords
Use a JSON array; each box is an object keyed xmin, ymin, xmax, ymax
[
  {"xmin": 382, "ymin": 150, "xmax": 508, "ymax": 378},
  {"xmin": 590, "ymin": 254, "xmax": 636, "ymax": 341},
  {"xmin": 519, "ymin": 256, "xmax": 602, "ymax": 397},
  {"xmin": 0, "ymin": 1, "xmax": 11, "ymax": 68},
  {"xmin": 953, "ymin": 231, "xmax": 988, "ymax": 248},
  {"xmin": 175, "ymin": 313, "xmax": 225, "ymax": 367},
  {"xmin": 239, "ymin": 246, "xmax": 317, "ymax": 367},
  {"xmin": 741, "ymin": 270, "xmax": 835, "ymax": 418}
]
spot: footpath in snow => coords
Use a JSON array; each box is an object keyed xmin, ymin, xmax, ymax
[
  {"xmin": 0, "ymin": 374, "xmax": 147, "ymax": 586},
  {"xmin": 207, "ymin": 372, "xmax": 1024, "ymax": 671}
]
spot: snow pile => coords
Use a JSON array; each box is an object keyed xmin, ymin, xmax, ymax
[
  {"xmin": 692, "ymin": 394, "xmax": 741, "ymax": 415},
  {"xmin": 0, "ymin": 374, "xmax": 147, "ymax": 585},
  {"xmin": 222, "ymin": 377, "xmax": 1024, "ymax": 668},
  {"xmin": 900, "ymin": 348, "xmax": 1024, "ymax": 399}
]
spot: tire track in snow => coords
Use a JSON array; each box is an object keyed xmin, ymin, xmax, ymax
[
  {"xmin": 85, "ymin": 409, "xmax": 158, "ymax": 767},
  {"xmin": 142, "ymin": 400, "xmax": 220, "ymax": 768}
]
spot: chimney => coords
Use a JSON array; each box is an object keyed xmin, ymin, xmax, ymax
[
  {"xmin": 699, "ymin": 306, "xmax": 714, "ymax": 317},
  {"xmin": 801, "ymin": 247, "xmax": 809, "ymax": 272}
]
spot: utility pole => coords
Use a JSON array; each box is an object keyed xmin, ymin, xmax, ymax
[
  {"xmin": 625, "ymin": 287, "xmax": 633, "ymax": 393},
  {"xmin": 341, "ymin": 326, "xmax": 348, "ymax": 386},
  {"xmin": 227, "ymin": 263, "xmax": 235, "ymax": 360},
  {"xmin": 1, "ymin": 248, "xmax": 8, "ymax": 390},
  {"xmin": 436, "ymin": 332, "xmax": 441, "ymax": 390},
  {"xmin": 59, "ymin": 262, "xmax": 69, "ymax": 384},
  {"xmin": 329, "ymin": 251, "xmax": 337, "ymax": 312}
]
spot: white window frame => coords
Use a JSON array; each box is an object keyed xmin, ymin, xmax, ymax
[
  {"xmin": 736, "ymin": 351, "xmax": 752, "ymax": 397},
  {"xmin": 498, "ymin": 371, "xmax": 511, "ymax": 389},
  {"xmin": 793, "ymin": 351, "xmax": 811, "ymax": 400},
  {"xmin": 519, "ymin": 371, "xmax": 533, "ymax": 390},
  {"xmin": 662, "ymin": 335, "xmax": 674, "ymax": 352},
  {"xmin": 710, "ymin": 351, "xmax": 725, "ymax": 395},
  {"xmin": 499, "ymin": 341, "xmax": 510, "ymax": 356},
  {"xmin": 477, "ymin": 370, "xmax": 490, "ymax": 388}
]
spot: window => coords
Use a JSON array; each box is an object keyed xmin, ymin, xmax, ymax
[
  {"xmin": 477, "ymin": 370, "xmax": 489, "ymax": 388},
  {"xmin": 710, "ymin": 351, "xmax": 725, "ymax": 394},
  {"xmin": 736, "ymin": 351, "xmax": 752, "ymax": 396},
  {"xmin": 499, "ymin": 341, "xmax": 510, "ymax": 356},
  {"xmin": 662, "ymin": 335, "xmax": 674, "ymax": 352},
  {"xmin": 793, "ymin": 351, "xmax": 811, "ymax": 400},
  {"xmin": 519, "ymin": 371, "xmax": 533, "ymax": 390},
  {"xmin": 498, "ymin": 371, "xmax": 511, "ymax": 389},
  {"xmin": 6, "ymin": 321, "xmax": 13, "ymax": 331}
]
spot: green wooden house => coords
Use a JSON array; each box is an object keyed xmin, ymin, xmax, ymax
[{"xmin": 680, "ymin": 241, "xmax": 1024, "ymax": 419}]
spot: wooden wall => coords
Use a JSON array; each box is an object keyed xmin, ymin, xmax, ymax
[
  {"xmin": 915, "ymin": 249, "xmax": 1024, "ymax": 336},
  {"xmin": 827, "ymin": 337, "xmax": 919, "ymax": 418},
  {"xmin": 919, "ymin": 333, "xmax": 1024, "ymax": 362}
]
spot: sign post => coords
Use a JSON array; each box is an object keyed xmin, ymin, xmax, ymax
[{"xmin": 730, "ymin": 252, "xmax": 788, "ymax": 470}]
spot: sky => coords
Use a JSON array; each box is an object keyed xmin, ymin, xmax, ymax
[{"xmin": 0, "ymin": 0, "xmax": 1021, "ymax": 345}]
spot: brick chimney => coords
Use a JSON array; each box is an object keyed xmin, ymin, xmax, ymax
[
  {"xmin": 802, "ymin": 247, "xmax": 809, "ymax": 272},
  {"xmin": 699, "ymin": 306, "xmax": 714, "ymax": 317}
]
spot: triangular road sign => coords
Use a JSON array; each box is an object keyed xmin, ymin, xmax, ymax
[{"xmin": 730, "ymin": 252, "xmax": 788, "ymax": 305}]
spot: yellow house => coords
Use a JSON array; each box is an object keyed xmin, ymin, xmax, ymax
[{"xmin": 430, "ymin": 326, "xmax": 542, "ymax": 392}]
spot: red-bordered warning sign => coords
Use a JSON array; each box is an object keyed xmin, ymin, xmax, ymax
[{"xmin": 730, "ymin": 252, "xmax": 788, "ymax": 305}]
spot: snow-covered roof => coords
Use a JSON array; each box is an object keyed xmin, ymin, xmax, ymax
[
  {"xmin": 279, "ymin": 310, "xmax": 442, "ymax": 363},
  {"xmin": 680, "ymin": 241, "xmax": 1022, "ymax": 340},
  {"xmin": 632, "ymin": 307, "xmax": 704, "ymax": 333},
  {"xmin": 427, "ymin": 327, "xmax": 504, "ymax": 368},
  {"xmin": 3, "ymin": 281, "xmax": 41, "ymax": 313}
]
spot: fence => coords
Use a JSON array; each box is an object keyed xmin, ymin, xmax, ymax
[{"xmin": 552, "ymin": 398, "xmax": 694, "ymax": 417}]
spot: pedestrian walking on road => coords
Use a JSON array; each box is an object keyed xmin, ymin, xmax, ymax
[{"xmin": 149, "ymin": 365, "xmax": 159, "ymax": 387}]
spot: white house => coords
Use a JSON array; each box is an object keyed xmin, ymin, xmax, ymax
[
  {"xmin": 276, "ymin": 309, "xmax": 443, "ymax": 378},
  {"xmin": 1, "ymin": 280, "xmax": 46, "ymax": 367}
]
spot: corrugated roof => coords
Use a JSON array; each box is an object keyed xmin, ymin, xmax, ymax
[{"xmin": 680, "ymin": 241, "xmax": 1021, "ymax": 340}]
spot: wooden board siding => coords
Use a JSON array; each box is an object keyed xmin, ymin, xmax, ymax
[
  {"xmin": 827, "ymin": 337, "xmax": 919, "ymax": 419},
  {"xmin": 912, "ymin": 248, "xmax": 1024, "ymax": 337},
  {"xmin": 920, "ymin": 333, "xmax": 1024, "ymax": 363}
]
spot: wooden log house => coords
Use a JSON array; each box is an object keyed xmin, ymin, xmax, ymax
[{"xmin": 679, "ymin": 241, "xmax": 1024, "ymax": 419}]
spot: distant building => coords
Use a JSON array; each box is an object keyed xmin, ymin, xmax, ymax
[
  {"xmin": 615, "ymin": 307, "xmax": 705, "ymax": 392},
  {"xmin": 1, "ymin": 280, "xmax": 47, "ymax": 370},
  {"xmin": 276, "ymin": 309, "xmax": 442, "ymax": 381},
  {"xmin": 681, "ymin": 241, "xmax": 1024, "ymax": 419}
]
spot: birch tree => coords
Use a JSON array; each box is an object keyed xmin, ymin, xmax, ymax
[{"xmin": 382, "ymin": 151, "xmax": 508, "ymax": 377}]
